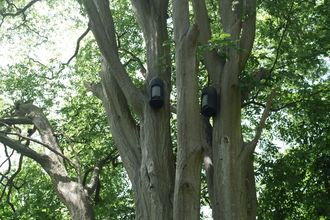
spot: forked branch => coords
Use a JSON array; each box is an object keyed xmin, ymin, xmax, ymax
[
  {"xmin": 241, "ymin": 88, "xmax": 277, "ymax": 160},
  {"xmin": 84, "ymin": 149, "xmax": 119, "ymax": 197},
  {"xmin": 0, "ymin": 103, "xmax": 80, "ymax": 172},
  {"xmin": 82, "ymin": 0, "xmax": 145, "ymax": 117},
  {"xmin": 0, "ymin": 0, "xmax": 41, "ymax": 27}
]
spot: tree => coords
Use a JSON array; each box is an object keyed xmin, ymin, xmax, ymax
[
  {"xmin": 0, "ymin": 0, "xmax": 329, "ymax": 219},
  {"xmin": 256, "ymin": 88, "xmax": 330, "ymax": 219}
]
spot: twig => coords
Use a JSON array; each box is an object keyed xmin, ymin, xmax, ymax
[
  {"xmin": 0, "ymin": 0, "xmax": 40, "ymax": 17},
  {"xmin": 2, "ymin": 154, "xmax": 24, "ymax": 212},
  {"xmin": 242, "ymin": 85, "xmax": 329, "ymax": 111},
  {"xmin": 120, "ymin": 48, "xmax": 146, "ymax": 78},
  {"xmin": 64, "ymin": 27, "xmax": 90, "ymax": 65},
  {"xmin": 28, "ymin": 27, "xmax": 90, "ymax": 78},
  {"xmin": 0, "ymin": 0, "xmax": 41, "ymax": 27},
  {"xmin": 0, "ymin": 145, "xmax": 14, "ymax": 184},
  {"xmin": 269, "ymin": 1, "xmax": 294, "ymax": 74}
]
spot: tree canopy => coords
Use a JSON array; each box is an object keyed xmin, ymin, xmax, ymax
[{"xmin": 0, "ymin": 0, "xmax": 329, "ymax": 219}]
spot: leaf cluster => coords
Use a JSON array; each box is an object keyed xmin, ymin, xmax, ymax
[{"xmin": 256, "ymin": 84, "xmax": 330, "ymax": 219}]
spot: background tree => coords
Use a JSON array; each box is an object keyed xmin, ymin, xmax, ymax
[
  {"xmin": 256, "ymin": 88, "xmax": 330, "ymax": 219},
  {"xmin": 0, "ymin": 0, "xmax": 329, "ymax": 220}
]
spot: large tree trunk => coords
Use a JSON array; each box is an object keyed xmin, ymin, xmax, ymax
[
  {"xmin": 83, "ymin": 0, "xmax": 175, "ymax": 219},
  {"xmin": 172, "ymin": 0, "xmax": 203, "ymax": 219},
  {"xmin": 83, "ymin": 0, "xmax": 260, "ymax": 219},
  {"xmin": 211, "ymin": 50, "xmax": 247, "ymax": 219}
]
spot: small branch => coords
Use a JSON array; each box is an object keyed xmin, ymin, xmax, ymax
[
  {"xmin": 242, "ymin": 85, "xmax": 329, "ymax": 111},
  {"xmin": 85, "ymin": 149, "xmax": 118, "ymax": 196},
  {"xmin": 0, "ymin": 0, "xmax": 40, "ymax": 17},
  {"xmin": 1, "ymin": 145, "xmax": 15, "ymax": 185},
  {"xmin": 22, "ymin": 22, "xmax": 48, "ymax": 43},
  {"xmin": 242, "ymin": 100, "xmax": 295, "ymax": 111},
  {"xmin": 1, "ymin": 123, "xmax": 48, "ymax": 147},
  {"xmin": 251, "ymin": 88, "xmax": 277, "ymax": 149},
  {"xmin": 2, "ymin": 154, "xmax": 24, "ymax": 212},
  {"xmin": 269, "ymin": 2, "xmax": 294, "ymax": 74},
  {"xmin": 241, "ymin": 68, "xmax": 269, "ymax": 104},
  {"xmin": 28, "ymin": 26, "xmax": 90, "ymax": 78},
  {"xmin": 63, "ymin": 27, "xmax": 90, "ymax": 66},
  {"xmin": 240, "ymin": 88, "xmax": 277, "ymax": 162},
  {"xmin": 120, "ymin": 48, "xmax": 146, "ymax": 78},
  {"xmin": 0, "ymin": 0, "xmax": 41, "ymax": 28}
]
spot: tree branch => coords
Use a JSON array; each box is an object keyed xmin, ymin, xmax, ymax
[
  {"xmin": 85, "ymin": 64, "xmax": 142, "ymax": 183},
  {"xmin": 173, "ymin": 0, "xmax": 192, "ymax": 43},
  {"xmin": 63, "ymin": 27, "xmax": 90, "ymax": 66},
  {"xmin": 242, "ymin": 85, "xmax": 329, "ymax": 111},
  {"xmin": 269, "ymin": 1, "xmax": 294, "ymax": 74},
  {"xmin": 239, "ymin": 0, "xmax": 256, "ymax": 72},
  {"xmin": 0, "ymin": 0, "xmax": 41, "ymax": 27},
  {"xmin": 120, "ymin": 48, "xmax": 146, "ymax": 78},
  {"xmin": 0, "ymin": 132, "xmax": 48, "ymax": 166},
  {"xmin": 252, "ymin": 88, "xmax": 277, "ymax": 146},
  {"xmin": 3, "ymin": 154, "xmax": 24, "ymax": 212},
  {"xmin": 0, "ymin": 0, "xmax": 40, "ymax": 17},
  {"xmin": 0, "ymin": 103, "xmax": 79, "ymax": 168},
  {"xmin": 241, "ymin": 68, "xmax": 269, "ymax": 104},
  {"xmin": 173, "ymin": 1, "xmax": 203, "ymax": 218},
  {"xmin": 240, "ymin": 88, "xmax": 277, "ymax": 162},
  {"xmin": 55, "ymin": 132, "xmax": 82, "ymax": 184},
  {"xmin": 192, "ymin": 0, "xmax": 224, "ymax": 85},
  {"xmin": 0, "ymin": 116, "xmax": 33, "ymax": 125},
  {"xmin": 239, "ymin": 88, "xmax": 277, "ymax": 163},
  {"xmin": 0, "ymin": 145, "xmax": 15, "ymax": 184},
  {"xmin": 219, "ymin": 0, "xmax": 242, "ymax": 40},
  {"xmin": 85, "ymin": 149, "xmax": 118, "ymax": 196},
  {"xmin": 82, "ymin": 0, "xmax": 145, "ymax": 117},
  {"xmin": 0, "ymin": 129, "xmax": 78, "ymax": 170}
]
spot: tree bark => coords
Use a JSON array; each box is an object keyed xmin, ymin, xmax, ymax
[
  {"xmin": 202, "ymin": 0, "xmax": 257, "ymax": 219},
  {"xmin": 84, "ymin": 0, "xmax": 260, "ymax": 219},
  {"xmin": 83, "ymin": 0, "xmax": 175, "ymax": 219},
  {"xmin": 172, "ymin": 0, "xmax": 203, "ymax": 219}
]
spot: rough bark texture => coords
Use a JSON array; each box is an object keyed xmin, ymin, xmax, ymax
[
  {"xmin": 82, "ymin": 0, "xmax": 259, "ymax": 219},
  {"xmin": 172, "ymin": 0, "xmax": 203, "ymax": 219},
  {"xmin": 83, "ymin": 0, "xmax": 175, "ymax": 219},
  {"xmin": 0, "ymin": 0, "xmax": 277, "ymax": 219}
]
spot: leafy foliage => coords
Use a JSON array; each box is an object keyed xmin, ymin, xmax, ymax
[
  {"xmin": 256, "ymin": 84, "xmax": 330, "ymax": 219},
  {"xmin": 1, "ymin": 0, "xmax": 330, "ymax": 219},
  {"xmin": 0, "ymin": 158, "xmax": 70, "ymax": 220}
]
